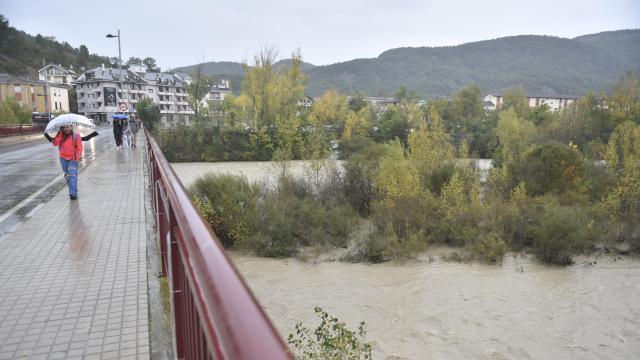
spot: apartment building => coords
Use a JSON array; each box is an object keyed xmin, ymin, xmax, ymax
[{"xmin": 74, "ymin": 65, "xmax": 194, "ymax": 127}]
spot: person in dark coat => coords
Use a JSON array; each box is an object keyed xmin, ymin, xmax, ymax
[{"xmin": 113, "ymin": 117, "xmax": 123, "ymax": 149}]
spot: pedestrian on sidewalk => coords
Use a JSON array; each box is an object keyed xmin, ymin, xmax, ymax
[
  {"xmin": 122, "ymin": 121, "xmax": 132, "ymax": 148},
  {"xmin": 113, "ymin": 117, "xmax": 123, "ymax": 149},
  {"xmin": 129, "ymin": 116, "xmax": 139, "ymax": 148},
  {"xmin": 50, "ymin": 125, "xmax": 83, "ymax": 200}
]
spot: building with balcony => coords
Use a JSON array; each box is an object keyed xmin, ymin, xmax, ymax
[
  {"xmin": 74, "ymin": 65, "xmax": 194, "ymax": 127},
  {"xmin": 38, "ymin": 64, "xmax": 77, "ymax": 85}
]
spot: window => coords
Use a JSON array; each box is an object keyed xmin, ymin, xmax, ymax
[
  {"xmin": 14, "ymin": 85, "xmax": 22, "ymax": 93},
  {"xmin": 148, "ymin": 89, "xmax": 153, "ymax": 93}
]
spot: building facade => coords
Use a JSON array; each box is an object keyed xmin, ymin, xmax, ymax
[
  {"xmin": 74, "ymin": 65, "xmax": 194, "ymax": 127},
  {"xmin": 0, "ymin": 73, "xmax": 70, "ymax": 115},
  {"xmin": 38, "ymin": 64, "xmax": 77, "ymax": 85},
  {"xmin": 483, "ymin": 94, "xmax": 577, "ymax": 112}
]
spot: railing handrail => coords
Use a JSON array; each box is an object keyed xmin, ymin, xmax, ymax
[
  {"xmin": 0, "ymin": 124, "xmax": 46, "ymax": 137},
  {"xmin": 145, "ymin": 128, "xmax": 292, "ymax": 359}
]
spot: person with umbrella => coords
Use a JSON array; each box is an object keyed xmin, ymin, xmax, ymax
[
  {"xmin": 112, "ymin": 114, "xmax": 127, "ymax": 149},
  {"xmin": 44, "ymin": 114, "xmax": 99, "ymax": 200}
]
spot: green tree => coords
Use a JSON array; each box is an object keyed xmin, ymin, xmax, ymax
[
  {"xmin": 186, "ymin": 65, "xmax": 213, "ymax": 121},
  {"xmin": 600, "ymin": 164, "xmax": 640, "ymax": 248},
  {"xmin": 450, "ymin": 85, "xmax": 484, "ymax": 127},
  {"xmin": 496, "ymin": 107, "xmax": 536, "ymax": 155},
  {"xmin": 136, "ymin": 97, "xmax": 160, "ymax": 132},
  {"xmin": 607, "ymin": 71, "xmax": 640, "ymax": 125},
  {"xmin": 501, "ymin": 87, "xmax": 528, "ymax": 117},
  {"xmin": 606, "ymin": 121, "xmax": 640, "ymax": 173},
  {"xmin": 142, "ymin": 57, "xmax": 160, "ymax": 72},
  {"xmin": 126, "ymin": 56, "xmax": 143, "ymax": 67},
  {"xmin": 512, "ymin": 143, "xmax": 585, "ymax": 197},
  {"xmin": 0, "ymin": 97, "xmax": 31, "ymax": 125},
  {"xmin": 308, "ymin": 89, "xmax": 349, "ymax": 129},
  {"xmin": 407, "ymin": 108, "xmax": 455, "ymax": 182}
]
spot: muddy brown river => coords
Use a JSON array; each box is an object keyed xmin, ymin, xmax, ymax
[{"xmin": 172, "ymin": 162, "xmax": 640, "ymax": 359}]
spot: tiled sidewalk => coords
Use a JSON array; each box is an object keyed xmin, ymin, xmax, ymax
[{"xmin": 0, "ymin": 144, "xmax": 150, "ymax": 359}]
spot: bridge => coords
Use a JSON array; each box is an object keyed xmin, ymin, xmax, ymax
[{"xmin": 0, "ymin": 128, "xmax": 291, "ymax": 359}]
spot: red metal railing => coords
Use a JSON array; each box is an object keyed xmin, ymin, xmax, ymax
[
  {"xmin": 145, "ymin": 128, "xmax": 292, "ymax": 360},
  {"xmin": 0, "ymin": 124, "xmax": 46, "ymax": 137}
]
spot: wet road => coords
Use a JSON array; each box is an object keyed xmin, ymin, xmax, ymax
[{"xmin": 0, "ymin": 127, "xmax": 114, "ymax": 235}]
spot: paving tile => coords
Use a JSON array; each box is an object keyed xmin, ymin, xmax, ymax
[{"xmin": 0, "ymin": 144, "xmax": 150, "ymax": 358}]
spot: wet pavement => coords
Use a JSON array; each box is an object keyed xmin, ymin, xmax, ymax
[
  {"xmin": 0, "ymin": 132, "xmax": 151, "ymax": 359},
  {"xmin": 0, "ymin": 127, "xmax": 113, "ymax": 236}
]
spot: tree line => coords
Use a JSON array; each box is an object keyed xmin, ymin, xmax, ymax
[{"xmin": 148, "ymin": 48, "xmax": 640, "ymax": 265}]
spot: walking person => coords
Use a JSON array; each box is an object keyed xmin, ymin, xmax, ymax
[
  {"xmin": 129, "ymin": 116, "xmax": 139, "ymax": 148},
  {"xmin": 113, "ymin": 117, "xmax": 123, "ymax": 149},
  {"xmin": 122, "ymin": 121, "xmax": 132, "ymax": 148},
  {"xmin": 51, "ymin": 125, "xmax": 83, "ymax": 200}
]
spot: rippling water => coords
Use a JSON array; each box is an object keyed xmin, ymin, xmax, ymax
[
  {"xmin": 172, "ymin": 161, "xmax": 640, "ymax": 359},
  {"xmin": 230, "ymin": 253, "xmax": 640, "ymax": 360}
]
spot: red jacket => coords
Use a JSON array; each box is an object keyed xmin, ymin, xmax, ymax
[{"xmin": 52, "ymin": 132, "xmax": 83, "ymax": 161}]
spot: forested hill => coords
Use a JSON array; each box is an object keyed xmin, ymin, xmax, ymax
[
  {"xmin": 176, "ymin": 29, "xmax": 639, "ymax": 98},
  {"xmin": 304, "ymin": 29, "xmax": 640, "ymax": 98},
  {"xmin": 0, "ymin": 15, "xmax": 111, "ymax": 78}
]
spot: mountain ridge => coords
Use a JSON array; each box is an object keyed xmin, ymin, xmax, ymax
[{"xmin": 176, "ymin": 29, "xmax": 640, "ymax": 98}]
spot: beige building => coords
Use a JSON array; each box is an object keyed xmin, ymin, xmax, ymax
[
  {"xmin": 0, "ymin": 73, "xmax": 70, "ymax": 115},
  {"xmin": 483, "ymin": 94, "xmax": 577, "ymax": 112}
]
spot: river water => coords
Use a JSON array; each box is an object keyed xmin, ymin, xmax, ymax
[{"xmin": 172, "ymin": 161, "xmax": 640, "ymax": 359}]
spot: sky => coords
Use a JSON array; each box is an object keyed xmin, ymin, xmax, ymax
[{"xmin": 1, "ymin": 0, "xmax": 639, "ymax": 70}]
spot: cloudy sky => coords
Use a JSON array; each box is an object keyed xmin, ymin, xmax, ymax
[{"xmin": 2, "ymin": 0, "xmax": 638, "ymax": 70}]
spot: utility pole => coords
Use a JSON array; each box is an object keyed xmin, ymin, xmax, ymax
[{"xmin": 106, "ymin": 29, "xmax": 125, "ymax": 114}]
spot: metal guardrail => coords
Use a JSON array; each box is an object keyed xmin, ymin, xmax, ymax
[
  {"xmin": 144, "ymin": 128, "xmax": 292, "ymax": 360},
  {"xmin": 0, "ymin": 124, "xmax": 46, "ymax": 137}
]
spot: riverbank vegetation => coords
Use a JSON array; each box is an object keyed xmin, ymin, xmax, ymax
[
  {"xmin": 167, "ymin": 49, "xmax": 640, "ymax": 265},
  {"xmin": 287, "ymin": 307, "xmax": 372, "ymax": 360}
]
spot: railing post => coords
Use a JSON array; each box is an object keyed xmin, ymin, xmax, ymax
[{"xmin": 167, "ymin": 208, "xmax": 185, "ymax": 359}]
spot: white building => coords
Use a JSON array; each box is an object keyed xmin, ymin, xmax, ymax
[
  {"xmin": 48, "ymin": 84, "xmax": 70, "ymax": 113},
  {"xmin": 38, "ymin": 64, "xmax": 77, "ymax": 85},
  {"xmin": 204, "ymin": 79, "xmax": 231, "ymax": 102},
  {"xmin": 483, "ymin": 94, "xmax": 578, "ymax": 112},
  {"xmin": 74, "ymin": 65, "xmax": 194, "ymax": 127}
]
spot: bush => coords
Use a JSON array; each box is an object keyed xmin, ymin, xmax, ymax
[
  {"xmin": 190, "ymin": 174, "xmax": 260, "ymax": 248},
  {"xmin": 251, "ymin": 194, "xmax": 300, "ymax": 257},
  {"xmin": 251, "ymin": 179, "xmax": 359, "ymax": 257},
  {"xmin": 600, "ymin": 165, "xmax": 640, "ymax": 248},
  {"xmin": 343, "ymin": 143, "xmax": 385, "ymax": 216},
  {"xmin": 384, "ymin": 228, "xmax": 428, "ymax": 261},
  {"xmin": 338, "ymin": 135, "xmax": 376, "ymax": 159},
  {"xmin": 532, "ymin": 205, "xmax": 589, "ymax": 265},
  {"xmin": 496, "ymin": 183, "xmax": 545, "ymax": 249},
  {"xmin": 512, "ymin": 142, "xmax": 585, "ymax": 197},
  {"xmin": 343, "ymin": 221, "xmax": 387, "ymax": 263},
  {"xmin": 287, "ymin": 307, "xmax": 372, "ymax": 360},
  {"xmin": 471, "ymin": 233, "xmax": 507, "ymax": 263}
]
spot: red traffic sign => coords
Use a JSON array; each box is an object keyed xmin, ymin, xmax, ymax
[{"xmin": 119, "ymin": 102, "xmax": 128, "ymax": 111}]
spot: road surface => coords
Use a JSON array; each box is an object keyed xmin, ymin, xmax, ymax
[{"xmin": 0, "ymin": 127, "xmax": 114, "ymax": 235}]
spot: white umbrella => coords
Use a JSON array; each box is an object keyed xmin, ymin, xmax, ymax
[{"xmin": 44, "ymin": 114, "xmax": 99, "ymax": 140}]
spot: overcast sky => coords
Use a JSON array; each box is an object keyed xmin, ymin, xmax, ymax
[{"xmin": 2, "ymin": 0, "xmax": 639, "ymax": 70}]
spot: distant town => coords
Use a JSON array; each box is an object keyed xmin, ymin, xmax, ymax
[{"xmin": 0, "ymin": 62, "xmax": 583, "ymax": 129}]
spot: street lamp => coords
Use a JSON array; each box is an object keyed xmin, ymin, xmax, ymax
[{"xmin": 106, "ymin": 30, "xmax": 125, "ymax": 114}]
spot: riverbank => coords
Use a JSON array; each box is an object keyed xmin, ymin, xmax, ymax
[{"xmin": 230, "ymin": 251, "xmax": 640, "ymax": 360}]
